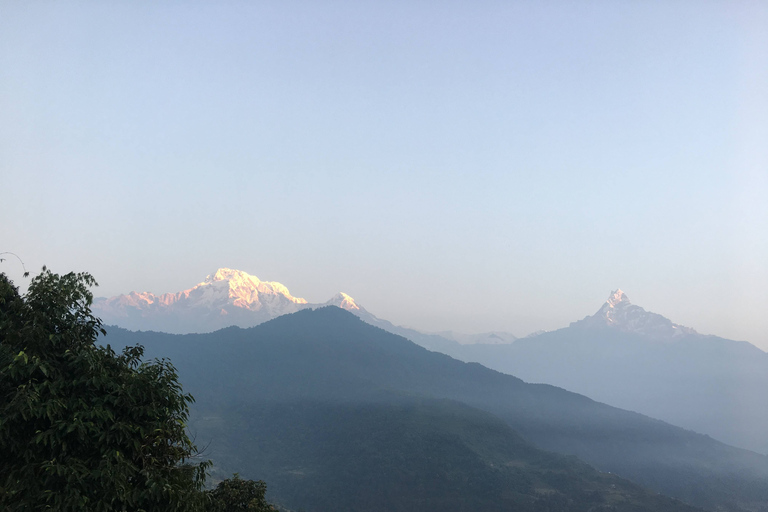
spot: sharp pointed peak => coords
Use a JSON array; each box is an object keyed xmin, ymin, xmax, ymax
[
  {"xmin": 606, "ymin": 289, "xmax": 630, "ymax": 307},
  {"xmin": 326, "ymin": 292, "xmax": 361, "ymax": 311},
  {"xmin": 570, "ymin": 288, "xmax": 697, "ymax": 338}
]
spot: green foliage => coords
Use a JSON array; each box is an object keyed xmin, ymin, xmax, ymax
[
  {"xmin": 208, "ymin": 474, "xmax": 276, "ymax": 512},
  {"xmin": 0, "ymin": 269, "xmax": 210, "ymax": 512}
]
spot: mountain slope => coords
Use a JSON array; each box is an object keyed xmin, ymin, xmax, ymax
[
  {"xmin": 97, "ymin": 273, "xmax": 768, "ymax": 455},
  {"xmin": 443, "ymin": 290, "xmax": 768, "ymax": 454},
  {"xmin": 194, "ymin": 397, "xmax": 700, "ymax": 512},
  {"xmin": 105, "ymin": 308, "xmax": 768, "ymax": 512}
]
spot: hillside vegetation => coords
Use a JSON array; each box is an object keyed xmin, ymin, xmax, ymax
[{"xmin": 106, "ymin": 308, "xmax": 768, "ymax": 512}]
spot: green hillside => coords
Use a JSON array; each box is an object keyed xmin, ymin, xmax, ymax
[
  {"xmin": 105, "ymin": 307, "xmax": 768, "ymax": 511},
  {"xmin": 194, "ymin": 397, "xmax": 699, "ymax": 512}
]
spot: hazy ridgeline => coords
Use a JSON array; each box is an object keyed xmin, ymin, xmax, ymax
[
  {"xmin": 433, "ymin": 327, "xmax": 768, "ymax": 455},
  {"xmin": 95, "ymin": 271, "xmax": 768, "ymax": 458},
  {"xmin": 105, "ymin": 308, "xmax": 768, "ymax": 512},
  {"xmin": 349, "ymin": 292, "xmax": 768, "ymax": 456}
]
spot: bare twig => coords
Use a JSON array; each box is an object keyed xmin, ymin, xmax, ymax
[{"xmin": 0, "ymin": 252, "xmax": 30, "ymax": 277}]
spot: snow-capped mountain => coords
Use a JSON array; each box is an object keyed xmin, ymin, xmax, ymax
[
  {"xmin": 569, "ymin": 289, "xmax": 697, "ymax": 339},
  {"xmin": 98, "ymin": 268, "xmax": 307, "ymax": 312},
  {"xmin": 94, "ymin": 268, "xmax": 360, "ymax": 334},
  {"xmin": 95, "ymin": 274, "xmax": 768, "ymax": 453},
  {"xmin": 437, "ymin": 289, "xmax": 768, "ymax": 454},
  {"xmin": 323, "ymin": 292, "xmax": 361, "ymax": 311},
  {"xmin": 93, "ymin": 268, "xmax": 467, "ymax": 353}
]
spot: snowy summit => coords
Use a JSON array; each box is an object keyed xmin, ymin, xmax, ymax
[
  {"xmin": 198, "ymin": 268, "xmax": 309, "ymax": 311},
  {"xmin": 92, "ymin": 268, "xmax": 361, "ymax": 334},
  {"xmin": 571, "ymin": 289, "xmax": 697, "ymax": 339},
  {"xmin": 324, "ymin": 292, "xmax": 361, "ymax": 311}
]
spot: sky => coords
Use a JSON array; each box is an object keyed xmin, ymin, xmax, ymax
[{"xmin": 2, "ymin": 1, "xmax": 767, "ymax": 348}]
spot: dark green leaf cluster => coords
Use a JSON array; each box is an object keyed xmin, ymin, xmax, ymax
[
  {"xmin": 207, "ymin": 474, "xmax": 276, "ymax": 512},
  {"xmin": 0, "ymin": 269, "xmax": 210, "ymax": 512}
]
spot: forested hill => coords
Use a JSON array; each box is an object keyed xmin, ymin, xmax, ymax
[{"xmin": 104, "ymin": 307, "xmax": 768, "ymax": 512}]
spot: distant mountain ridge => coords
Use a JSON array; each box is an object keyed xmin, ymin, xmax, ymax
[
  {"xmin": 104, "ymin": 308, "xmax": 768, "ymax": 512},
  {"xmin": 95, "ymin": 270, "xmax": 768, "ymax": 454},
  {"xmin": 439, "ymin": 290, "xmax": 768, "ymax": 455},
  {"xmin": 433, "ymin": 330, "xmax": 518, "ymax": 345},
  {"xmin": 100, "ymin": 268, "xmax": 307, "ymax": 311},
  {"xmin": 96, "ymin": 270, "xmax": 701, "ymax": 343},
  {"xmin": 94, "ymin": 268, "xmax": 515, "ymax": 346},
  {"xmin": 570, "ymin": 289, "xmax": 697, "ymax": 338},
  {"xmin": 93, "ymin": 268, "xmax": 363, "ymax": 333}
]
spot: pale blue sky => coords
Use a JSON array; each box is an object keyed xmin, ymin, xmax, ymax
[{"xmin": 2, "ymin": 1, "xmax": 767, "ymax": 347}]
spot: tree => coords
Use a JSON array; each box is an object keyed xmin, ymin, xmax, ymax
[
  {"xmin": 208, "ymin": 474, "xmax": 277, "ymax": 512},
  {"xmin": 0, "ymin": 268, "xmax": 210, "ymax": 511}
]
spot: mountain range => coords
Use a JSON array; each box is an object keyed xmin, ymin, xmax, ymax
[
  {"xmin": 94, "ymin": 268, "xmax": 367, "ymax": 334},
  {"xmin": 95, "ymin": 270, "xmax": 768, "ymax": 454},
  {"xmin": 104, "ymin": 307, "xmax": 768, "ymax": 512},
  {"xmin": 441, "ymin": 289, "xmax": 768, "ymax": 454},
  {"xmin": 94, "ymin": 268, "xmax": 513, "ymax": 344}
]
